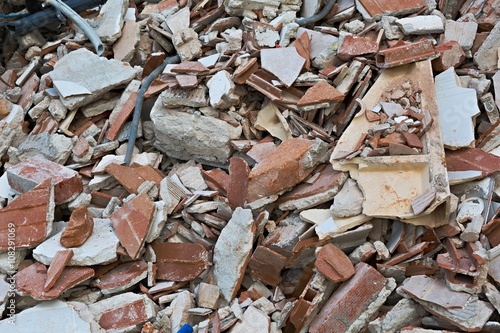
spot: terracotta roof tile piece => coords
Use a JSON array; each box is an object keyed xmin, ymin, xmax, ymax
[
  {"xmin": 16, "ymin": 262, "xmax": 94, "ymax": 300},
  {"xmin": 60, "ymin": 206, "xmax": 94, "ymax": 248},
  {"xmin": 151, "ymin": 241, "xmax": 209, "ymax": 281},
  {"xmin": 7, "ymin": 155, "xmax": 83, "ymax": 204},
  {"xmin": 309, "ymin": 262, "xmax": 392, "ymax": 332},
  {"xmin": 314, "ymin": 243, "xmax": 355, "ymax": 283},
  {"xmin": 297, "ymin": 80, "xmax": 345, "ymax": 107},
  {"xmin": 0, "ymin": 178, "xmax": 54, "ymax": 251},
  {"xmin": 44, "ymin": 249, "xmax": 74, "ymax": 291},
  {"xmin": 110, "ymin": 192, "xmax": 155, "ymax": 260}
]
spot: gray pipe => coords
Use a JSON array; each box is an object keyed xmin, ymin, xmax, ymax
[
  {"xmin": 125, "ymin": 55, "xmax": 181, "ymax": 166},
  {"xmin": 45, "ymin": 0, "xmax": 104, "ymax": 56},
  {"xmin": 296, "ymin": 0, "xmax": 337, "ymax": 26}
]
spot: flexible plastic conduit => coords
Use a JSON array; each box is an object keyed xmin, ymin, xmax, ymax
[
  {"xmin": 0, "ymin": 0, "xmax": 106, "ymax": 37},
  {"xmin": 45, "ymin": 0, "xmax": 104, "ymax": 56},
  {"xmin": 295, "ymin": 0, "xmax": 336, "ymax": 26},
  {"xmin": 124, "ymin": 54, "xmax": 181, "ymax": 166}
]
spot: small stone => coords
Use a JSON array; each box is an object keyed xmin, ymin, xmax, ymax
[
  {"xmin": 60, "ymin": 206, "xmax": 94, "ymax": 248},
  {"xmin": 170, "ymin": 291, "xmax": 195, "ymax": 332},
  {"xmin": 230, "ymin": 306, "xmax": 270, "ymax": 333},
  {"xmin": 16, "ymin": 132, "xmax": 74, "ymax": 165},
  {"xmin": 344, "ymin": 20, "xmax": 365, "ymax": 34}
]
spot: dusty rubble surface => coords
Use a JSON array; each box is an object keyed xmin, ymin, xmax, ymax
[{"xmin": 1, "ymin": 0, "xmax": 500, "ymax": 332}]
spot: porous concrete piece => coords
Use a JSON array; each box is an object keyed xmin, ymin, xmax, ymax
[
  {"xmin": 170, "ymin": 290, "xmax": 195, "ymax": 333},
  {"xmin": 94, "ymin": 0, "xmax": 128, "ymax": 44},
  {"xmin": 89, "ymin": 292, "xmax": 158, "ymax": 332},
  {"xmin": 33, "ymin": 218, "xmax": 119, "ymax": 266},
  {"xmin": 230, "ymin": 305, "xmax": 270, "ymax": 333},
  {"xmin": 207, "ymin": 70, "xmax": 240, "ymax": 109},
  {"xmin": 381, "ymin": 16, "xmax": 405, "ymax": 40},
  {"xmin": 214, "ymin": 208, "xmax": 255, "ymax": 302},
  {"xmin": 444, "ymin": 20, "xmax": 477, "ymax": 51},
  {"xmin": 0, "ymin": 179, "xmax": 54, "ymax": 251},
  {"xmin": 0, "ymin": 104, "xmax": 24, "ymax": 162},
  {"xmin": 368, "ymin": 298, "xmax": 426, "ymax": 333},
  {"xmin": 172, "ymin": 28, "xmax": 202, "ymax": 61},
  {"xmin": 16, "ymin": 132, "xmax": 73, "ymax": 165},
  {"xmin": 49, "ymin": 48, "xmax": 138, "ymax": 110},
  {"xmin": 151, "ymin": 96, "xmax": 242, "ymax": 164},
  {"xmin": 261, "ymin": 46, "xmax": 305, "ymax": 87},
  {"xmin": 48, "ymin": 98, "xmax": 67, "ymax": 122},
  {"xmin": 395, "ymin": 15, "xmax": 444, "ymax": 35},
  {"xmin": 474, "ymin": 21, "xmax": 500, "ymax": 70},
  {"xmin": 331, "ymin": 178, "xmax": 364, "ymax": 218},
  {"xmin": 0, "ymin": 300, "xmax": 100, "ymax": 333},
  {"xmin": 7, "ymin": 155, "xmax": 82, "ymax": 204},
  {"xmin": 166, "ymin": 7, "xmax": 190, "ymax": 34},
  {"xmin": 435, "ymin": 68, "xmax": 480, "ymax": 149}
]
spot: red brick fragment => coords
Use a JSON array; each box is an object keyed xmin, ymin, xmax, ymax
[
  {"xmin": 297, "ymin": 80, "xmax": 344, "ymax": 107},
  {"xmin": 44, "ymin": 249, "xmax": 73, "ymax": 291},
  {"xmin": 16, "ymin": 262, "xmax": 94, "ymax": 300},
  {"xmin": 106, "ymin": 91, "xmax": 138, "ymax": 141},
  {"xmin": 0, "ymin": 179, "xmax": 53, "ymax": 251},
  {"xmin": 7, "ymin": 155, "xmax": 83, "ymax": 204},
  {"xmin": 309, "ymin": 262, "xmax": 388, "ymax": 332},
  {"xmin": 248, "ymin": 246, "xmax": 287, "ymax": 287},
  {"xmin": 151, "ymin": 241, "xmax": 209, "ymax": 281},
  {"xmin": 110, "ymin": 193, "xmax": 155, "ymax": 260},
  {"xmin": 227, "ymin": 157, "xmax": 250, "ymax": 209},
  {"xmin": 315, "ymin": 243, "xmax": 355, "ymax": 283},
  {"xmin": 60, "ymin": 206, "xmax": 94, "ymax": 248}
]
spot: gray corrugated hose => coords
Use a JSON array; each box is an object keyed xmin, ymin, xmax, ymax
[
  {"xmin": 44, "ymin": 0, "xmax": 104, "ymax": 56},
  {"xmin": 124, "ymin": 55, "xmax": 181, "ymax": 166},
  {"xmin": 296, "ymin": 0, "xmax": 337, "ymax": 26}
]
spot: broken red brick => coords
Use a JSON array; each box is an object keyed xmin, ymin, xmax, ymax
[
  {"xmin": 309, "ymin": 262, "xmax": 389, "ymax": 332},
  {"xmin": 7, "ymin": 155, "xmax": 83, "ymax": 204},
  {"xmin": 0, "ymin": 179, "xmax": 53, "ymax": 251},
  {"xmin": 151, "ymin": 241, "xmax": 209, "ymax": 281},
  {"xmin": 60, "ymin": 206, "xmax": 94, "ymax": 248},
  {"xmin": 110, "ymin": 193, "xmax": 155, "ymax": 260},
  {"xmin": 314, "ymin": 243, "xmax": 355, "ymax": 283},
  {"xmin": 248, "ymin": 246, "xmax": 287, "ymax": 287},
  {"xmin": 44, "ymin": 249, "xmax": 74, "ymax": 291}
]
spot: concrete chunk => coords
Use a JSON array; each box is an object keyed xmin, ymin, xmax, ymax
[
  {"xmin": 49, "ymin": 48, "xmax": 138, "ymax": 110},
  {"xmin": 214, "ymin": 208, "xmax": 255, "ymax": 302}
]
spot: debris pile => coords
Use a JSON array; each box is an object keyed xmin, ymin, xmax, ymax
[{"xmin": 1, "ymin": 0, "xmax": 500, "ymax": 332}]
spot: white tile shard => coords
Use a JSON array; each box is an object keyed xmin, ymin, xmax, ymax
[
  {"xmin": 435, "ymin": 68, "xmax": 480, "ymax": 149},
  {"xmin": 214, "ymin": 207, "xmax": 255, "ymax": 302}
]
